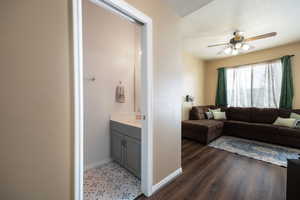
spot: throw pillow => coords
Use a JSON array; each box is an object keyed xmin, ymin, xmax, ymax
[
  {"xmin": 209, "ymin": 108, "xmax": 221, "ymax": 114},
  {"xmin": 213, "ymin": 111, "xmax": 227, "ymax": 120},
  {"xmin": 295, "ymin": 120, "xmax": 300, "ymax": 129},
  {"xmin": 205, "ymin": 112, "xmax": 214, "ymax": 120},
  {"xmin": 290, "ymin": 112, "xmax": 300, "ymax": 120},
  {"xmin": 273, "ymin": 117, "xmax": 296, "ymax": 128}
]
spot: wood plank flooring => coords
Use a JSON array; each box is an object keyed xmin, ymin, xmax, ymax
[{"xmin": 137, "ymin": 139, "xmax": 286, "ymax": 200}]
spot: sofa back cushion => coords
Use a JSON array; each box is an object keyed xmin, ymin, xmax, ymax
[
  {"xmin": 293, "ymin": 109, "xmax": 300, "ymax": 115},
  {"xmin": 189, "ymin": 105, "xmax": 298, "ymax": 122},
  {"xmin": 278, "ymin": 109, "xmax": 292, "ymax": 118},
  {"xmin": 278, "ymin": 109, "xmax": 300, "ymax": 118},
  {"xmin": 227, "ymin": 107, "xmax": 252, "ymax": 122},
  {"xmin": 189, "ymin": 106, "xmax": 206, "ymax": 120},
  {"xmin": 251, "ymin": 108, "xmax": 279, "ymax": 124},
  {"xmin": 189, "ymin": 105, "xmax": 220, "ymax": 120}
]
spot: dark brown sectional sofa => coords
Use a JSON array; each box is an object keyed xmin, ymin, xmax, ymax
[{"xmin": 182, "ymin": 105, "xmax": 300, "ymax": 149}]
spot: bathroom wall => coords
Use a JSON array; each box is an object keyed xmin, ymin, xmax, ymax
[{"xmin": 83, "ymin": 0, "xmax": 141, "ymax": 169}]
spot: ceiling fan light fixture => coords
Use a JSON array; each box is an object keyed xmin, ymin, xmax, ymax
[
  {"xmin": 242, "ymin": 43, "xmax": 250, "ymax": 51},
  {"xmin": 232, "ymin": 49, "xmax": 238, "ymax": 55},
  {"xmin": 224, "ymin": 46, "xmax": 232, "ymax": 54},
  {"xmin": 207, "ymin": 31, "xmax": 276, "ymax": 56},
  {"xmin": 235, "ymin": 43, "xmax": 242, "ymax": 49}
]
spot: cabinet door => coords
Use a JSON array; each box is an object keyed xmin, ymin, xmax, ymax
[
  {"xmin": 111, "ymin": 131, "xmax": 123, "ymax": 165},
  {"xmin": 124, "ymin": 135, "xmax": 141, "ymax": 178}
]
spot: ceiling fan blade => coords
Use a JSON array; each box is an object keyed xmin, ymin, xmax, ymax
[
  {"xmin": 248, "ymin": 44, "xmax": 255, "ymax": 50},
  {"xmin": 244, "ymin": 32, "xmax": 277, "ymax": 42},
  {"xmin": 207, "ymin": 43, "xmax": 229, "ymax": 47}
]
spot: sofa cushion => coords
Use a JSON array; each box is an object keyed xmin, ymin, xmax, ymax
[
  {"xmin": 189, "ymin": 107, "xmax": 206, "ymax": 120},
  {"xmin": 224, "ymin": 120, "xmax": 250, "ymax": 131},
  {"xmin": 226, "ymin": 107, "xmax": 252, "ymax": 122},
  {"xmin": 278, "ymin": 127, "xmax": 300, "ymax": 138},
  {"xmin": 182, "ymin": 119, "xmax": 224, "ymax": 144},
  {"xmin": 277, "ymin": 109, "xmax": 300, "ymax": 118},
  {"xmin": 251, "ymin": 108, "xmax": 278, "ymax": 124},
  {"xmin": 279, "ymin": 109, "xmax": 292, "ymax": 118},
  {"xmin": 182, "ymin": 120, "xmax": 224, "ymax": 130},
  {"xmin": 189, "ymin": 105, "xmax": 220, "ymax": 120},
  {"xmin": 292, "ymin": 109, "xmax": 300, "ymax": 115},
  {"xmin": 276, "ymin": 127, "xmax": 300, "ymax": 148},
  {"xmin": 224, "ymin": 120, "xmax": 279, "ymax": 135}
]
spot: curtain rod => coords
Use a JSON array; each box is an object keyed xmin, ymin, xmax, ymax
[{"xmin": 217, "ymin": 55, "xmax": 295, "ymax": 70}]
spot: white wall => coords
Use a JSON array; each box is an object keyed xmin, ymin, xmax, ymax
[{"xmin": 83, "ymin": 0, "xmax": 141, "ymax": 168}]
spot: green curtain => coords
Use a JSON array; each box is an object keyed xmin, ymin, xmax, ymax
[
  {"xmin": 215, "ymin": 68, "xmax": 227, "ymax": 106},
  {"xmin": 279, "ymin": 55, "xmax": 294, "ymax": 109}
]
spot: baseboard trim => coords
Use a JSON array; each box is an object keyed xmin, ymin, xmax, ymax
[
  {"xmin": 85, "ymin": 158, "xmax": 112, "ymax": 171},
  {"xmin": 151, "ymin": 167, "xmax": 182, "ymax": 194}
]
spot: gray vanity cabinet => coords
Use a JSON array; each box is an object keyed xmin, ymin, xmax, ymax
[
  {"xmin": 110, "ymin": 120, "xmax": 141, "ymax": 179},
  {"xmin": 123, "ymin": 135, "xmax": 141, "ymax": 177},
  {"xmin": 111, "ymin": 131, "xmax": 123, "ymax": 165}
]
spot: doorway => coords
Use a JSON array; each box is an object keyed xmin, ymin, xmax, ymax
[{"xmin": 72, "ymin": 0, "xmax": 154, "ymax": 199}]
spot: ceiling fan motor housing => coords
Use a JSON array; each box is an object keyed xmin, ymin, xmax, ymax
[
  {"xmin": 230, "ymin": 37, "xmax": 244, "ymax": 44},
  {"xmin": 231, "ymin": 31, "xmax": 245, "ymax": 44}
]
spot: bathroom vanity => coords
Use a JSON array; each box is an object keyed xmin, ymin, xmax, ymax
[{"xmin": 110, "ymin": 119, "xmax": 141, "ymax": 179}]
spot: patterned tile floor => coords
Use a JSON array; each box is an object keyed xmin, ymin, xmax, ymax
[{"xmin": 84, "ymin": 162, "xmax": 141, "ymax": 200}]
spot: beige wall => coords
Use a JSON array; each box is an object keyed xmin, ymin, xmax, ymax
[
  {"xmin": 125, "ymin": 0, "xmax": 183, "ymax": 183},
  {"xmin": 0, "ymin": 0, "xmax": 182, "ymax": 199},
  {"xmin": 83, "ymin": 0, "xmax": 141, "ymax": 169},
  {"xmin": 204, "ymin": 42, "xmax": 300, "ymax": 108},
  {"xmin": 182, "ymin": 52, "xmax": 205, "ymax": 120},
  {"xmin": 0, "ymin": 0, "xmax": 72, "ymax": 200}
]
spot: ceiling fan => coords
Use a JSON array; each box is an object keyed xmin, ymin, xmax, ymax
[{"xmin": 208, "ymin": 31, "xmax": 277, "ymax": 55}]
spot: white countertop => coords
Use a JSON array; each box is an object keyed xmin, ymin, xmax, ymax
[
  {"xmin": 110, "ymin": 119, "xmax": 142, "ymax": 128},
  {"xmin": 110, "ymin": 112, "xmax": 142, "ymax": 128}
]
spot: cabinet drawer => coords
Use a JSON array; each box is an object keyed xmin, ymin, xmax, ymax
[{"xmin": 110, "ymin": 120, "xmax": 141, "ymax": 140}]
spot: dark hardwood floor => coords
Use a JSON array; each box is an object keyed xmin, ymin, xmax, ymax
[{"xmin": 137, "ymin": 139, "xmax": 286, "ymax": 200}]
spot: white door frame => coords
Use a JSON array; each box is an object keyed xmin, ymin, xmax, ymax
[{"xmin": 72, "ymin": 0, "xmax": 154, "ymax": 199}]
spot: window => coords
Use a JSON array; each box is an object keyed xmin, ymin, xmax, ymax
[{"xmin": 226, "ymin": 59, "xmax": 282, "ymax": 108}]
